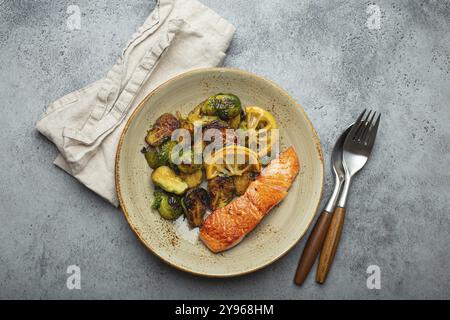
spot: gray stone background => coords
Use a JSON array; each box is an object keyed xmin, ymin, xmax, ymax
[{"xmin": 0, "ymin": 0, "xmax": 449, "ymax": 299}]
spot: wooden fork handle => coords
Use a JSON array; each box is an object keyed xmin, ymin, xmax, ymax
[
  {"xmin": 294, "ymin": 210, "xmax": 333, "ymax": 285},
  {"xmin": 316, "ymin": 207, "xmax": 346, "ymax": 284}
]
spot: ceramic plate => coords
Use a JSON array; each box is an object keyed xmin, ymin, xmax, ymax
[{"xmin": 116, "ymin": 68, "xmax": 324, "ymax": 277}]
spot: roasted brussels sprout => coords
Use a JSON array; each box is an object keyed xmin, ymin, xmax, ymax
[
  {"xmin": 141, "ymin": 147, "xmax": 163, "ymax": 169},
  {"xmin": 200, "ymin": 93, "xmax": 242, "ymax": 121},
  {"xmin": 142, "ymin": 140, "xmax": 178, "ymax": 169},
  {"xmin": 151, "ymin": 190, "xmax": 164, "ymax": 209},
  {"xmin": 202, "ymin": 119, "xmax": 229, "ymax": 131},
  {"xmin": 176, "ymin": 111, "xmax": 194, "ymax": 134},
  {"xmin": 159, "ymin": 140, "xmax": 178, "ymax": 164},
  {"xmin": 203, "ymin": 119, "xmax": 236, "ymax": 147},
  {"xmin": 188, "ymin": 105, "xmax": 218, "ymax": 126},
  {"xmin": 213, "ymin": 93, "xmax": 242, "ymax": 120},
  {"xmin": 199, "ymin": 97, "xmax": 216, "ymax": 116},
  {"xmin": 233, "ymin": 172, "xmax": 257, "ymax": 196},
  {"xmin": 181, "ymin": 188, "xmax": 211, "ymax": 227},
  {"xmin": 151, "ymin": 166, "xmax": 188, "ymax": 195},
  {"xmin": 176, "ymin": 149, "xmax": 202, "ymax": 174},
  {"xmin": 152, "ymin": 190, "xmax": 183, "ymax": 220},
  {"xmin": 228, "ymin": 114, "xmax": 241, "ymax": 129},
  {"xmin": 208, "ymin": 176, "xmax": 235, "ymax": 210},
  {"xmin": 180, "ymin": 170, "xmax": 203, "ymax": 189},
  {"xmin": 146, "ymin": 113, "xmax": 180, "ymax": 147}
]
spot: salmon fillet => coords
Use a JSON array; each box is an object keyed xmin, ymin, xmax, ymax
[
  {"xmin": 245, "ymin": 180, "xmax": 288, "ymax": 214},
  {"xmin": 258, "ymin": 147, "xmax": 300, "ymax": 190},
  {"xmin": 200, "ymin": 147, "xmax": 300, "ymax": 253}
]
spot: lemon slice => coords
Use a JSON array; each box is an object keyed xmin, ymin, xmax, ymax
[
  {"xmin": 245, "ymin": 106, "xmax": 278, "ymax": 131},
  {"xmin": 205, "ymin": 145, "xmax": 261, "ymax": 179},
  {"xmin": 245, "ymin": 106, "xmax": 278, "ymax": 158}
]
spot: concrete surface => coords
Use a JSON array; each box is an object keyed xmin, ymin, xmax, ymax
[{"xmin": 1, "ymin": 0, "xmax": 449, "ymax": 299}]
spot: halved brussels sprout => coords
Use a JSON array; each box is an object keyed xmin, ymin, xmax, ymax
[
  {"xmin": 176, "ymin": 111, "xmax": 194, "ymax": 134},
  {"xmin": 202, "ymin": 119, "xmax": 236, "ymax": 147},
  {"xmin": 152, "ymin": 190, "xmax": 183, "ymax": 220},
  {"xmin": 188, "ymin": 105, "xmax": 218, "ymax": 126},
  {"xmin": 214, "ymin": 93, "xmax": 242, "ymax": 120},
  {"xmin": 176, "ymin": 149, "xmax": 202, "ymax": 174},
  {"xmin": 180, "ymin": 170, "xmax": 203, "ymax": 189},
  {"xmin": 202, "ymin": 119, "xmax": 229, "ymax": 132},
  {"xmin": 181, "ymin": 188, "xmax": 211, "ymax": 227},
  {"xmin": 142, "ymin": 140, "xmax": 178, "ymax": 169},
  {"xmin": 141, "ymin": 147, "xmax": 162, "ymax": 169},
  {"xmin": 208, "ymin": 176, "xmax": 235, "ymax": 210},
  {"xmin": 233, "ymin": 172, "xmax": 257, "ymax": 196},
  {"xmin": 159, "ymin": 140, "xmax": 178, "ymax": 164},
  {"xmin": 151, "ymin": 166, "xmax": 188, "ymax": 195},
  {"xmin": 200, "ymin": 93, "xmax": 242, "ymax": 121},
  {"xmin": 228, "ymin": 114, "xmax": 241, "ymax": 129},
  {"xmin": 146, "ymin": 113, "xmax": 180, "ymax": 147},
  {"xmin": 199, "ymin": 97, "xmax": 217, "ymax": 116}
]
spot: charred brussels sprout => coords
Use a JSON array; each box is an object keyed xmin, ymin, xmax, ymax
[
  {"xmin": 228, "ymin": 114, "xmax": 241, "ymax": 129},
  {"xmin": 176, "ymin": 111, "xmax": 194, "ymax": 134},
  {"xmin": 151, "ymin": 166, "xmax": 188, "ymax": 195},
  {"xmin": 202, "ymin": 120, "xmax": 236, "ymax": 147},
  {"xmin": 208, "ymin": 176, "xmax": 235, "ymax": 210},
  {"xmin": 151, "ymin": 190, "xmax": 165, "ymax": 209},
  {"xmin": 233, "ymin": 172, "xmax": 257, "ymax": 196},
  {"xmin": 181, "ymin": 188, "xmax": 211, "ymax": 227},
  {"xmin": 200, "ymin": 93, "xmax": 242, "ymax": 121},
  {"xmin": 199, "ymin": 97, "xmax": 217, "ymax": 116},
  {"xmin": 159, "ymin": 140, "xmax": 178, "ymax": 164},
  {"xmin": 214, "ymin": 93, "xmax": 242, "ymax": 120},
  {"xmin": 146, "ymin": 113, "xmax": 180, "ymax": 147},
  {"xmin": 188, "ymin": 105, "xmax": 218, "ymax": 126},
  {"xmin": 141, "ymin": 147, "xmax": 163, "ymax": 169},
  {"xmin": 202, "ymin": 119, "xmax": 229, "ymax": 132},
  {"xmin": 176, "ymin": 149, "xmax": 202, "ymax": 174},
  {"xmin": 180, "ymin": 170, "xmax": 203, "ymax": 189},
  {"xmin": 152, "ymin": 190, "xmax": 183, "ymax": 220},
  {"xmin": 142, "ymin": 140, "xmax": 178, "ymax": 169}
]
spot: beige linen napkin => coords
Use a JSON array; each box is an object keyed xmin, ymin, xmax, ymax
[{"xmin": 36, "ymin": 0, "xmax": 235, "ymax": 206}]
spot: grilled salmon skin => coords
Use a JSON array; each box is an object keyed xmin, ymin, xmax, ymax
[{"xmin": 200, "ymin": 147, "xmax": 300, "ymax": 253}]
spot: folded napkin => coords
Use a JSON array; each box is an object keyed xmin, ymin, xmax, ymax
[{"xmin": 36, "ymin": 0, "xmax": 235, "ymax": 206}]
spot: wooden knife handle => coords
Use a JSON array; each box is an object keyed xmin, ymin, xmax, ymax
[
  {"xmin": 294, "ymin": 210, "xmax": 333, "ymax": 285},
  {"xmin": 316, "ymin": 207, "xmax": 346, "ymax": 284}
]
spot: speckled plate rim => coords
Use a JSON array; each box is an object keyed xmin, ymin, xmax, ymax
[{"xmin": 115, "ymin": 67, "xmax": 324, "ymax": 278}]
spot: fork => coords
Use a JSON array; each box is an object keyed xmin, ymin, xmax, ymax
[{"xmin": 316, "ymin": 109, "xmax": 381, "ymax": 284}]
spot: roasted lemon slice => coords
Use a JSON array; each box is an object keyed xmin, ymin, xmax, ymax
[
  {"xmin": 205, "ymin": 145, "xmax": 261, "ymax": 179},
  {"xmin": 245, "ymin": 106, "xmax": 278, "ymax": 131},
  {"xmin": 245, "ymin": 106, "xmax": 278, "ymax": 158}
]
